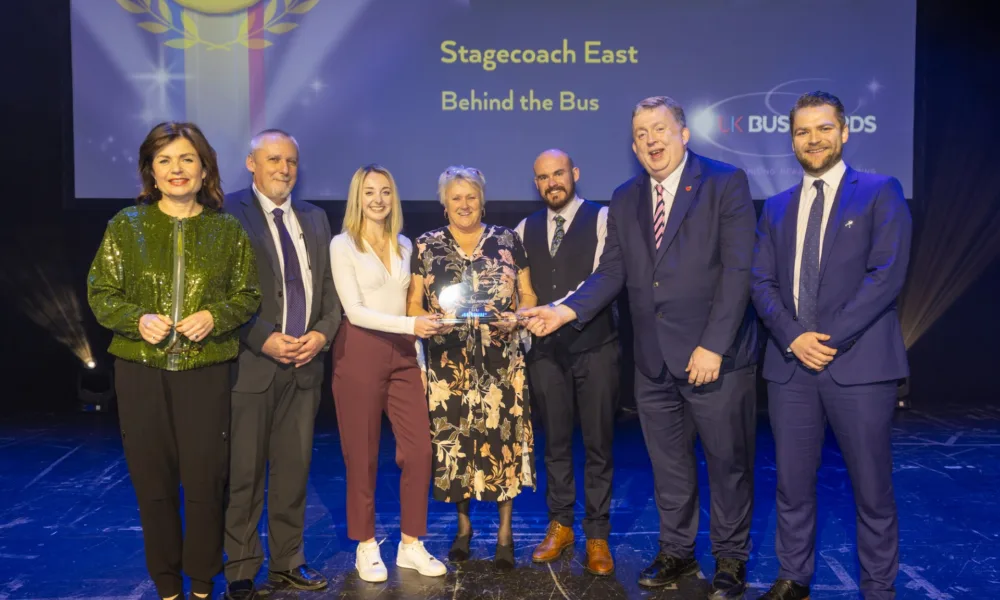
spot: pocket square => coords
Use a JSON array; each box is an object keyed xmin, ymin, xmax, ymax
[{"xmin": 844, "ymin": 220, "xmax": 854, "ymax": 228}]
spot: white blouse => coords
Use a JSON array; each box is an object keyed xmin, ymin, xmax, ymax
[{"xmin": 329, "ymin": 232, "xmax": 417, "ymax": 335}]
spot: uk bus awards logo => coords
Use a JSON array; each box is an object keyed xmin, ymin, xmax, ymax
[
  {"xmin": 711, "ymin": 114, "xmax": 876, "ymax": 134},
  {"xmin": 689, "ymin": 79, "xmax": 880, "ymax": 158}
]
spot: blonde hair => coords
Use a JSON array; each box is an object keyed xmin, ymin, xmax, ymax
[
  {"xmin": 342, "ymin": 164, "xmax": 404, "ymax": 257},
  {"xmin": 437, "ymin": 165, "xmax": 486, "ymax": 206}
]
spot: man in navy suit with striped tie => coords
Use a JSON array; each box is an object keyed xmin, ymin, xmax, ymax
[
  {"xmin": 751, "ymin": 92, "xmax": 911, "ymax": 600},
  {"xmin": 521, "ymin": 96, "xmax": 759, "ymax": 598}
]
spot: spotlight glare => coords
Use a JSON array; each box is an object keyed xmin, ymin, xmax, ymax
[
  {"xmin": 85, "ymin": 360, "xmax": 96, "ymax": 369},
  {"xmin": 690, "ymin": 107, "xmax": 718, "ymax": 141}
]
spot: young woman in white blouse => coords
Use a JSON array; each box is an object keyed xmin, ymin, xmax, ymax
[{"xmin": 330, "ymin": 164, "xmax": 447, "ymax": 582}]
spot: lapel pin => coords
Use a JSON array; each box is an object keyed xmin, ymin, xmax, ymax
[
  {"xmin": 845, "ymin": 220, "xmax": 854, "ymax": 228},
  {"xmin": 685, "ymin": 185, "xmax": 692, "ymax": 192}
]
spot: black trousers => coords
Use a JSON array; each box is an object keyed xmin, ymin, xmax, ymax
[
  {"xmin": 527, "ymin": 340, "xmax": 619, "ymax": 539},
  {"xmin": 224, "ymin": 365, "xmax": 321, "ymax": 581},
  {"xmin": 115, "ymin": 359, "xmax": 231, "ymax": 597}
]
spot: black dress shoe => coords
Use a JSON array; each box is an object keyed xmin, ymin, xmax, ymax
[
  {"xmin": 225, "ymin": 579, "xmax": 258, "ymax": 600},
  {"xmin": 637, "ymin": 554, "xmax": 700, "ymax": 588},
  {"xmin": 709, "ymin": 558, "xmax": 747, "ymax": 599},
  {"xmin": 760, "ymin": 579, "xmax": 811, "ymax": 600},
  {"xmin": 268, "ymin": 564, "xmax": 329, "ymax": 591}
]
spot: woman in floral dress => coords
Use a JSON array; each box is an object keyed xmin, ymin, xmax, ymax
[{"xmin": 407, "ymin": 165, "xmax": 538, "ymax": 570}]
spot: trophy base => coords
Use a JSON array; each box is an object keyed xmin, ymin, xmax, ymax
[
  {"xmin": 438, "ymin": 314, "xmax": 527, "ymax": 325},
  {"xmin": 439, "ymin": 315, "xmax": 501, "ymax": 324}
]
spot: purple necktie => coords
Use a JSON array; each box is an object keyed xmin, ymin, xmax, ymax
[{"xmin": 272, "ymin": 208, "xmax": 306, "ymax": 338}]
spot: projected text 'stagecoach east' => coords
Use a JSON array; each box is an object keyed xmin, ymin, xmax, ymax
[{"xmin": 439, "ymin": 39, "xmax": 639, "ymax": 72}]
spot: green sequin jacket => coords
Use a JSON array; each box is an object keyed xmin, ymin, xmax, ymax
[{"xmin": 87, "ymin": 203, "xmax": 261, "ymax": 371}]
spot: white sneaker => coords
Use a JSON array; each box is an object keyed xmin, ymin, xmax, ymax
[
  {"xmin": 396, "ymin": 540, "xmax": 448, "ymax": 577},
  {"xmin": 355, "ymin": 540, "xmax": 388, "ymax": 583}
]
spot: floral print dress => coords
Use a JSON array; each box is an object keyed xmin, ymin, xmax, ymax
[{"xmin": 411, "ymin": 225, "xmax": 535, "ymax": 503}]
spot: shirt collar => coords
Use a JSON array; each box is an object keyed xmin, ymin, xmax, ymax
[
  {"xmin": 803, "ymin": 159, "xmax": 847, "ymax": 194},
  {"xmin": 547, "ymin": 195, "xmax": 583, "ymax": 223},
  {"xmin": 252, "ymin": 182, "xmax": 292, "ymax": 214},
  {"xmin": 651, "ymin": 150, "xmax": 689, "ymax": 195}
]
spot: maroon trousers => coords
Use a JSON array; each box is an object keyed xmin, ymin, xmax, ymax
[{"xmin": 332, "ymin": 320, "xmax": 432, "ymax": 541}]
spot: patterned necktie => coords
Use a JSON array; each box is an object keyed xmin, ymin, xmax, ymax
[
  {"xmin": 550, "ymin": 215, "xmax": 566, "ymax": 256},
  {"xmin": 272, "ymin": 208, "xmax": 306, "ymax": 338},
  {"xmin": 797, "ymin": 180, "xmax": 825, "ymax": 332},
  {"xmin": 653, "ymin": 184, "xmax": 666, "ymax": 249}
]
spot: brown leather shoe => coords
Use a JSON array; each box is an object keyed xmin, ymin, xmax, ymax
[
  {"xmin": 532, "ymin": 522, "xmax": 575, "ymax": 563},
  {"xmin": 585, "ymin": 539, "xmax": 615, "ymax": 576}
]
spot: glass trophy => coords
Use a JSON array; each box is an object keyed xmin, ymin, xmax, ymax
[{"xmin": 436, "ymin": 276, "xmax": 527, "ymax": 325}]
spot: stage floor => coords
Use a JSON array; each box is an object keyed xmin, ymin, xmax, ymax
[{"xmin": 0, "ymin": 403, "xmax": 995, "ymax": 599}]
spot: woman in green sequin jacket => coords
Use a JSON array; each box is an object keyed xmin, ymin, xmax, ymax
[{"xmin": 87, "ymin": 122, "xmax": 260, "ymax": 600}]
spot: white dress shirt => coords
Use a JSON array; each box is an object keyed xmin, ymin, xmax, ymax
[
  {"xmin": 254, "ymin": 184, "xmax": 313, "ymax": 333},
  {"xmin": 329, "ymin": 232, "xmax": 417, "ymax": 335},
  {"xmin": 514, "ymin": 196, "xmax": 608, "ymax": 306},
  {"xmin": 650, "ymin": 150, "xmax": 689, "ymax": 223},
  {"xmin": 792, "ymin": 160, "xmax": 847, "ymax": 312}
]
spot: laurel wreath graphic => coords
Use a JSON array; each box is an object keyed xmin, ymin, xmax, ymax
[{"xmin": 115, "ymin": 0, "xmax": 320, "ymax": 50}]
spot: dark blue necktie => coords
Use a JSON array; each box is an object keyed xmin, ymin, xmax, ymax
[
  {"xmin": 797, "ymin": 179, "xmax": 825, "ymax": 332},
  {"xmin": 272, "ymin": 208, "xmax": 306, "ymax": 338}
]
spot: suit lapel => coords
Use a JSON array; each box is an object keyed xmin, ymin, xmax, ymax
[
  {"xmin": 783, "ymin": 183, "xmax": 802, "ymax": 288},
  {"xmin": 654, "ymin": 153, "xmax": 702, "ymax": 268},
  {"xmin": 292, "ymin": 202, "xmax": 321, "ymax": 295},
  {"xmin": 241, "ymin": 190, "xmax": 281, "ymax": 279},
  {"xmin": 634, "ymin": 176, "xmax": 656, "ymax": 263},
  {"xmin": 818, "ymin": 167, "xmax": 857, "ymax": 282}
]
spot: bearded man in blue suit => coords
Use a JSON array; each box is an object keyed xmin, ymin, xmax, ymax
[{"xmin": 751, "ymin": 91, "xmax": 911, "ymax": 600}]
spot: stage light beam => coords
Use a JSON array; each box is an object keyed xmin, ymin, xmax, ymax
[
  {"xmin": 0, "ymin": 263, "xmax": 95, "ymax": 370},
  {"xmin": 898, "ymin": 143, "xmax": 1000, "ymax": 348}
]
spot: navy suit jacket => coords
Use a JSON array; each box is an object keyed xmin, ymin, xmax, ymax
[
  {"xmin": 223, "ymin": 187, "xmax": 341, "ymax": 393},
  {"xmin": 750, "ymin": 166, "xmax": 911, "ymax": 385},
  {"xmin": 563, "ymin": 151, "xmax": 759, "ymax": 380}
]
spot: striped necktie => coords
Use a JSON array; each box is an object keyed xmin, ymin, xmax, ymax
[{"xmin": 654, "ymin": 184, "xmax": 666, "ymax": 249}]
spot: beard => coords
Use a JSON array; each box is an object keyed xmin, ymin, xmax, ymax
[
  {"xmin": 258, "ymin": 179, "xmax": 293, "ymax": 201},
  {"xmin": 543, "ymin": 182, "xmax": 575, "ymax": 210},
  {"xmin": 795, "ymin": 144, "xmax": 843, "ymax": 176}
]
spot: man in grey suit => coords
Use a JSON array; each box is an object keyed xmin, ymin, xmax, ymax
[{"xmin": 222, "ymin": 129, "xmax": 341, "ymax": 599}]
